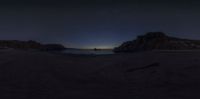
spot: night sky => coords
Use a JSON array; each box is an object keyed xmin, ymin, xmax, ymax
[{"xmin": 0, "ymin": 0, "xmax": 200, "ymax": 49}]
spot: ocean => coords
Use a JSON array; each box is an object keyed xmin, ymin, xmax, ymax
[{"xmin": 61, "ymin": 49, "xmax": 114, "ymax": 55}]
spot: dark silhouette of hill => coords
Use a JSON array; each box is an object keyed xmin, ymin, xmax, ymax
[
  {"xmin": 41, "ymin": 44, "xmax": 67, "ymax": 51},
  {"xmin": 114, "ymin": 32, "xmax": 200, "ymax": 53},
  {"xmin": 0, "ymin": 40, "xmax": 66, "ymax": 51}
]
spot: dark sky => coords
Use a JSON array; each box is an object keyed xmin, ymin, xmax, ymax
[{"xmin": 1, "ymin": 0, "xmax": 200, "ymax": 48}]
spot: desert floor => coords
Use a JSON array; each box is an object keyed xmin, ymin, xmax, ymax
[{"xmin": 0, "ymin": 49, "xmax": 200, "ymax": 99}]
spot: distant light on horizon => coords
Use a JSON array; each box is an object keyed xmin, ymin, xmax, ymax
[
  {"xmin": 66, "ymin": 44, "xmax": 115, "ymax": 49},
  {"xmin": 81, "ymin": 45, "xmax": 114, "ymax": 49}
]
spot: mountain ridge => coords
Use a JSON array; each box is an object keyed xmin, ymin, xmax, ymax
[
  {"xmin": 0, "ymin": 40, "xmax": 66, "ymax": 51},
  {"xmin": 114, "ymin": 32, "xmax": 200, "ymax": 53}
]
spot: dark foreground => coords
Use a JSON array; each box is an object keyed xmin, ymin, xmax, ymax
[{"xmin": 0, "ymin": 49, "xmax": 200, "ymax": 99}]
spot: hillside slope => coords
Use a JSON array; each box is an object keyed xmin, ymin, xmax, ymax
[{"xmin": 114, "ymin": 32, "xmax": 200, "ymax": 52}]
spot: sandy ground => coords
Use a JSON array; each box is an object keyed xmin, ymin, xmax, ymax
[{"xmin": 0, "ymin": 49, "xmax": 200, "ymax": 99}]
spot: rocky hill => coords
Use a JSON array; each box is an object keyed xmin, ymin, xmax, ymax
[
  {"xmin": 41, "ymin": 44, "xmax": 67, "ymax": 51},
  {"xmin": 114, "ymin": 32, "xmax": 200, "ymax": 53},
  {"xmin": 0, "ymin": 40, "xmax": 66, "ymax": 51}
]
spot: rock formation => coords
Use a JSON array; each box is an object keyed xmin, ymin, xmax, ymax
[
  {"xmin": 114, "ymin": 32, "xmax": 200, "ymax": 53},
  {"xmin": 0, "ymin": 40, "xmax": 66, "ymax": 51},
  {"xmin": 41, "ymin": 44, "xmax": 66, "ymax": 51},
  {"xmin": 0, "ymin": 40, "xmax": 42, "ymax": 49}
]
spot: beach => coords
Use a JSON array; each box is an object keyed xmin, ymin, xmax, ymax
[{"xmin": 0, "ymin": 49, "xmax": 200, "ymax": 99}]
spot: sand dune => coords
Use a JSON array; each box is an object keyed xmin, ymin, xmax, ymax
[{"xmin": 0, "ymin": 49, "xmax": 200, "ymax": 98}]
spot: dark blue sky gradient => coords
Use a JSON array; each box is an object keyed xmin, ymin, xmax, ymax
[{"xmin": 0, "ymin": 0, "xmax": 200, "ymax": 48}]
